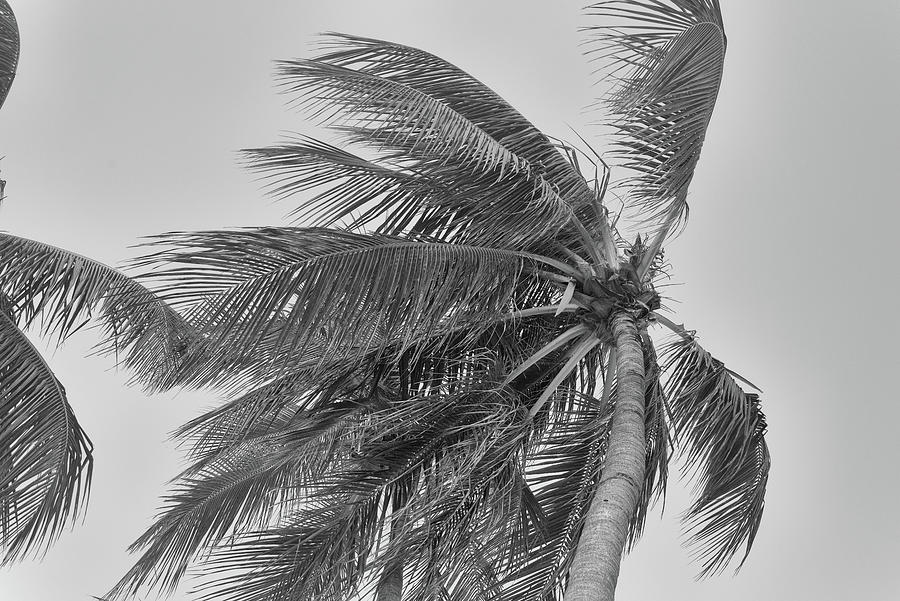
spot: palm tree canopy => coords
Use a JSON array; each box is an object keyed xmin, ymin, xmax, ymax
[{"xmin": 108, "ymin": 3, "xmax": 770, "ymax": 601}]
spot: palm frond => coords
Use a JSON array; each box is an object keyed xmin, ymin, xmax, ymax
[
  {"xmin": 242, "ymin": 136, "xmax": 439, "ymax": 228},
  {"xmin": 164, "ymin": 280, "xmax": 571, "ymax": 398},
  {"xmin": 193, "ymin": 494, "xmax": 384, "ymax": 601},
  {"xmin": 0, "ymin": 311, "xmax": 92, "ymax": 563},
  {"xmin": 109, "ymin": 400, "xmax": 360, "ymax": 598},
  {"xmin": 119, "ymin": 329, "xmax": 495, "ymax": 597},
  {"xmin": 121, "ymin": 301, "xmax": 612, "ymax": 600},
  {"xmin": 202, "ymin": 342, "xmax": 607, "ymax": 601},
  {"xmin": 362, "ymin": 398, "xmax": 533, "ymax": 601},
  {"xmin": 402, "ymin": 526, "xmax": 506, "ymax": 601},
  {"xmin": 661, "ymin": 336, "xmax": 769, "ymax": 576},
  {"xmin": 269, "ymin": 41, "xmax": 616, "ymax": 257},
  {"xmin": 173, "ymin": 373, "xmax": 322, "ymax": 461},
  {"xmin": 0, "ymin": 0, "xmax": 18, "ymax": 110},
  {"xmin": 184, "ymin": 381, "xmax": 524, "ymax": 601},
  {"xmin": 278, "ymin": 57, "xmax": 525, "ymax": 175},
  {"xmin": 0, "ymin": 233, "xmax": 193, "ymax": 389},
  {"xmin": 134, "ymin": 227, "xmax": 554, "ymax": 381},
  {"xmin": 500, "ymin": 390, "xmax": 612, "ymax": 601},
  {"xmin": 375, "ymin": 346, "xmax": 607, "ymax": 601},
  {"xmin": 243, "ymin": 137, "xmax": 586, "ymax": 254},
  {"xmin": 117, "ymin": 324, "xmax": 545, "ymax": 598},
  {"xmin": 151, "ymin": 317, "xmax": 350, "ymax": 392},
  {"xmin": 585, "ymin": 1, "xmax": 726, "ymax": 236},
  {"xmin": 121, "ymin": 341, "xmax": 499, "ymax": 595},
  {"xmin": 310, "ymin": 32, "xmax": 601, "ymax": 215},
  {"xmin": 503, "ymin": 324, "xmax": 590, "ymax": 387}
]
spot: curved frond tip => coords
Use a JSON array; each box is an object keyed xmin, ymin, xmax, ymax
[
  {"xmin": 0, "ymin": 311, "xmax": 92, "ymax": 563},
  {"xmin": 585, "ymin": 0, "xmax": 726, "ymax": 237},
  {"xmin": 0, "ymin": 233, "xmax": 194, "ymax": 390},
  {"xmin": 0, "ymin": 0, "xmax": 19, "ymax": 110}
]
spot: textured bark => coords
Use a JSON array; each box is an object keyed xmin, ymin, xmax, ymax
[
  {"xmin": 376, "ymin": 495, "xmax": 404, "ymax": 601},
  {"xmin": 563, "ymin": 311, "xmax": 646, "ymax": 601},
  {"xmin": 376, "ymin": 564, "xmax": 403, "ymax": 601}
]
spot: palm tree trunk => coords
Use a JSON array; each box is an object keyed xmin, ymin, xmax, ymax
[
  {"xmin": 376, "ymin": 495, "xmax": 404, "ymax": 601},
  {"xmin": 376, "ymin": 564, "xmax": 403, "ymax": 601},
  {"xmin": 563, "ymin": 311, "xmax": 646, "ymax": 601}
]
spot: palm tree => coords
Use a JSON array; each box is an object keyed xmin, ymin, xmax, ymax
[
  {"xmin": 0, "ymin": 0, "xmax": 19, "ymax": 204},
  {"xmin": 0, "ymin": 234, "xmax": 194, "ymax": 563},
  {"xmin": 0, "ymin": 0, "xmax": 192, "ymax": 564},
  {"xmin": 0, "ymin": 0, "xmax": 16, "ymax": 112},
  {"xmin": 106, "ymin": 3, "xmax": 770, "ymax": 601}
]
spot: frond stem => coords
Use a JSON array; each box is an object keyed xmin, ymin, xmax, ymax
[
  {"xmin": 521, "ymin": 252, "xmax": 582, "ymax": 280},
  {"xmin": 652, "ymin": 313, "xmax": 763, "ymax": 392},
  {"xmin": 572, "ymin": 216, "xmax": 609, "ymax": 270},
  {"xmin": 528, "ymin": 333, "xmax": 602, "ymax": 418},
  {"xmin": 503, "ymin": 304, "xmax": 580, "ymax": 321},
  {"xmin": 650, "ymin": 312, "xmax": 694, "ymax": 341},
  {"xmin": 503, "ymin": 324, "xmax": 591, "ymax": 387}
]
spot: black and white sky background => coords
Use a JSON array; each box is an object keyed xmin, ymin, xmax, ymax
[{"xmin": 1, "ymin": 1, "xmax": 899, "ymax": 600}]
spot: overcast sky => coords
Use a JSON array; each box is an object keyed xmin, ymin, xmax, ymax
[{"xmin": 1, "ymin": 1, "xmax": 899, "ymax": 600}]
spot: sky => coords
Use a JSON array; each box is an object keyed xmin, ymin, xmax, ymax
[{"xmin": 1, "ymin": 1, "xmax": 899, "ymax": 600}]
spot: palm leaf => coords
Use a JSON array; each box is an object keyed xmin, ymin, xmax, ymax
[
  {"xmin": 376, "ymin": 350, "xmax": 607, "ymax": 601},
  {"xmin": 193, "ymin": 493, "xmax": 384, "ymax": 601},
  {"xmin": 113, "ymin": 352, "xmax": 415, "ymax": 598},
  {"xmin": 134, "ymin": 227, "xmax": 559, "ymax": 380},
  {"xmin": 0, "ymin": 0, "xmax": 18, "ymax": 110},
  {"xmin": 661, "ymin": 336, "xmax": 769, "ymax": 576},
  {"xmin": 119, "ymin": 291, "xmax": 608, "ymax": 600},
  {"xmin": 166, "ymin": 280, "xmax": 572, "ymax": 399},
  {"xmin": 332, "ymin": 349, "xmax": 607, "ymax": 601},
  {"xmin": 243, "ymin": 137, "xmax": 586, "ymax": 254},
  {"xmin": 196, "ymin": 328, "xmax": 584, "ymax": 600},
  {"xmin": 500, "ymin": 391, "xmax": 612, "ymax": 601},
  {"xmin": 309, "ymin": 32, "xmax": 604, "ymax": 224},
  {"xmin": 270, "ymin": 43, "xmax": 615, "ymax": 258},
  {"xmin": 153, "ymin": 313, "xmax": 363, "ymax": 392},
  {"xmin": 0, "ymin": 233, "xmax": 193, "ymax": 389},
  {"xmin": 242, "ymin": 136, "xmax": 440, "ymax": 228},
  {"xmin": 117, "ymin": 328, "xmax": 536, "ymax": 598},
  {"xmin": 173, "ymin": 373, "xmax": 326, "ymax": 461},
  {"xmin": 166, "ymin": 268, "xmax": 568, "ymax": 392},
  {"xmin": 185, "ymin": 384, "xmax": 523, "ymax": 601},
  {"xmin": 0, "ymin": 310, "xmax": 92, "ymax": 563},
  {"xmin": 279, "ymin": 57, "xmax": 526, "ymax": 174},
  {"xmin": 109, "ymin": 399, "xmax": 363, "ymax": 598},
  {"xmin": 361, "ymin": 397, "xmax": 532, "ymax": 601},
  {"xmin": 585, "ymin": 0, "xmax": 726, "ymax": 236}
]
